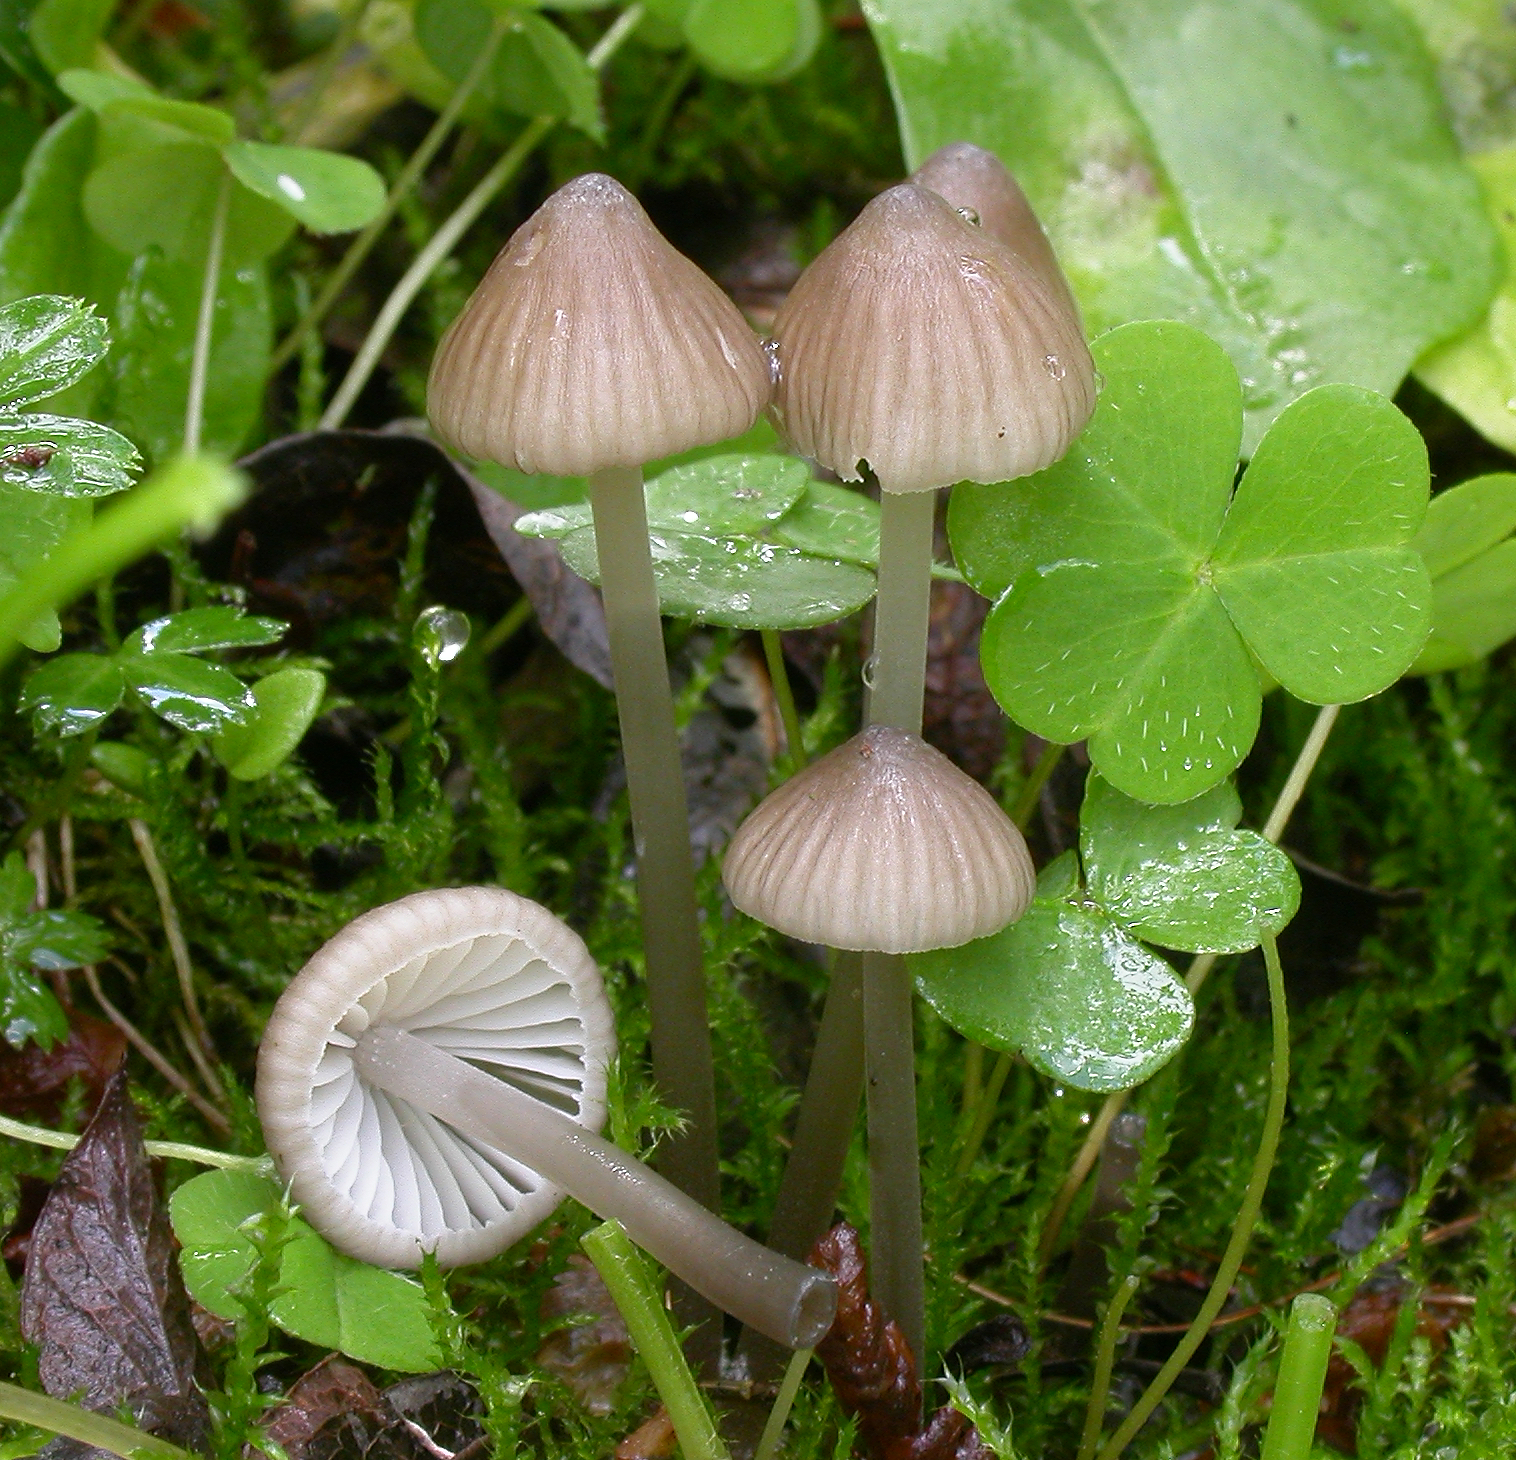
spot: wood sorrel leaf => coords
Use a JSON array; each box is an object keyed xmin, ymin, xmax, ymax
[
  {"xmin": 19, "ymin": 652, "xmax": 125, "ymax": 735},
  {"xmin": 975, "ymin": 321, "xmax": 1431, "ymax": 802},
  {"xmin": 912, "ymin": 902, "xmax": 1194, "ymax": 1092},
  {"xmin": 1080, "ymin": 774, "xmax": 1300, "ymax": 954},
  {"xmin": 212, "ymin": 666, "xmax": 327, "ymax": 780},
  {"xmin": 684, "ymin": 0, "xmax": 822, "ymax": 83},
  {"xmin": 0, "ymin": 488, "xmax": 90, "ymax": 653},
  {"xmin": 770, "ymin": 482, "xmax": 880, "ymax": 566},
  {"xmin": 0, "ymin": 295, "xmax": 108, "ymax": 407},
  {"xmin": 119, "ymin": 653, "xmax": 255, "ymax": 733},
  {"xmin": 0, "ymin": 412, "xmax": 140, "ymax": 497},
  {"xmin": 171, "ymin": 1170, "xmax": 440, "ymax": 1373},
  {"xmin": 863, "ymin": 0, "xmax": 1498, "ymax": 451},
  {"xmin": 223, "ymin": 142, "xmax": 387, "ymax": 235},
  {"xmin": 130, "ymin": 605, "xmax": 286, "ymax": 654}
]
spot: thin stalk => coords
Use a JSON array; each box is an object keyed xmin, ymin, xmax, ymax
[
  {"xmin": 0, "ymin": 1112, "xmax": 263, "ymax": 1170},
  {"xmin": 862, "ymin": 948, "xmax": 925, "ymax": 1370},
  {"xmin": 269, "ymin": 16, "xmax": 509, "ymax": 374},
  {"xmin": 857, "ymin": 487, "xmax": 936, "ymax": 1380},
  {"xmin": 1076, "ymin": 1273, "xmax": 1141, "ymax": 1460},
  {"xmin": 283, "ymin": 0, "xmax": 376, "ymax": 145},
  {"xmin": 955, "ymin": 1050, "xmax": 1012, "ymax": 1177},
  {"xmin": 183, "ymin": 170, "xmax": 231, "ymax": 457},
  {"xmin": 1094, "ymin": 934, "xmax": 1291, "ymax": 1460},
  {"xmin": 581, "ymin": 1221, "xmax": 730, "ymax": 1460},
  {"xmin": 317, "ymin": 4, "xmax": 643, "ymax": 429},
  {"xmin": 755, "ymin": 1347, "xmax": 813, "ymax": 1460},
  {"xmin": 128, "ymin": 819, "xmax": 225, "ymax": 1102},
  {"xmin": 589, "ymin": 467, "xmax": 720, "ymax": 1361},
  {"xmin": 0, "ymin": 1380, "xmax": 195, "ymax": 1460},
  {"xmin": 1039, "ymin": 704, "xmax": 1341, "ymax": 1265},
  {"xmin": 1260, "ymin": 1293, "xmax": 1337, "ymax": 1460},
  {"xmin": 83, "ymin": 966, "xmax": 231, "ymax": 1135},
  {"xmin": 1009, "ymin": 738, "xmax": 1064, "ymax": 827},
  {"xmin": 761, "ymin": 627, "xmax": 807, "ymax": 771},
  {"xmin": 475, "ymin": 594, "xmax": 534, "ymax": 660}
]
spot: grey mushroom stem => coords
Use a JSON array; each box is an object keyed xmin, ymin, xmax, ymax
[{"xmin": 354, "ymin": 1026, "xmax": 837, "ymax": 1351}]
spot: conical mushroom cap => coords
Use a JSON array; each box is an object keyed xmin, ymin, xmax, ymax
[
  {"xmin": 722, "ymin": 726, "xmax": 1035, "ymax": 953},
  {"xmin": 771, "ymin": 182, "xmax": 1095, "ymax": 493},
  {"xmin": 911, "ymin": 142, "xmax": 1080, "ymax": 320},
  {"xmin": 257, "ymin": 887, "xmax": 616, "ymax": 1269},
  {"xmin": 428, "ymin": 173, "xmax": 771, "ymax": 477}
]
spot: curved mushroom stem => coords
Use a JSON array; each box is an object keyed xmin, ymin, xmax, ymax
[{"xmin": 355, "ymin": 1027, "xmax": 836, "ymax": 1351}]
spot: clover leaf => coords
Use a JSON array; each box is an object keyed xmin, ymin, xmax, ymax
[
  {"xmin": 212, "ymin": 666, "xmax": 328, "ymax": 781},
  {"xmin": 911, "ymin": 774, "xmax": 1300, "ymax": 1091},
  {"xmin": 967, "ymin": 321, "xmax": 1431, "ymax": 803},
  {"xmin": 0, "ymin": 295, "xmax": 108, "ymax": 407},
  {"xmin": 0, "ymin": 851, "xmax": 110, "ymax": 1049},
  {"xmin": 1407, "ymin": 473, "xmax": 1516, "ymax": 674}
]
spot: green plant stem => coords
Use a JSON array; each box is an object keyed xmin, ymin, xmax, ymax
[
  {"xmin": 589, "ymin": 466, "xmax": 720, "ymax": 1362},
  {"xmin": 0, "ymin": 456, "xmax": 246, "ymax": 672},
  {"xmin": 755, "ymin": 1347, "xmax": 813, "ymax": 1460},
  {"xmin": 1094, "ymin": 934, "xmax": 1291, "ymax": 1460},
  {"xmin": 316, "ymin": 4, "xmax": 643, "ymax": 430},
  {"xmin": 184, "ymin": 170, "xmax": 231, "ymax": 457},
  {"xmin": 761, "ymin": 627, "xmax": 807, "ymax": 772},
  {"xmin": 1260, "ymin": 1293, "xmax": 1337, "ymax": 1460},
  {"xmin": 1009, "ymin": 738, "xmax": 1064, "ymax": 827},
  {"xmin": 0, "ymin": 1112, "xmax": 265, "ymax": 1170},
  {"xmin": 473, "ymin": 594, "xmax": 534, "ymax": 661},
  {"xmin": 1076, "ymin": 1273, "xmax": 1141, "ymax": 1460},
  {"xmin": 0, "ymin": 1381, "xmax": 195, "ymax": 1460},
  {"xmin": 1039, "ymin": 702, "xmax": 1341, "ymax": 1265},
  {"xmin": 955, "ymin": 1050, "xmax": 1012, "ymax": 1177},
  {"xmin": 283, "ymin": 0, "xmax": 376, "ymax": 144},
  {"xmin": 581, "ymin": 1221, "xmax": 730, "ymax": 1460},
  {"xmin": 862, "ymin": 948, "xmax": 925, "ymax": 1370},
  {"xmin": 269, "ymin": 16, "xmax": 509, "ymax": 375}
]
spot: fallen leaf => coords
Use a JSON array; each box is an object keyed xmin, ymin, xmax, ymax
[
  {"xmin": 536, "ymin": 1254, "xmax": 632, "ymax": 1417},
  {"xmin": 383, "ymin": 1371, "xmax": 486, "ymax": 1457},
  {"xmin": 614, "ymin": 1407, "xmax": 676, "ymax": 1460},
  {"xmin": 0, "ymin": 1009, "xmax": 124, "ymax": 1122},
  {"xmin": 943, "ymin": 1315, "xmax": 1031, "ymax": 1375},
  {"xmin": 264, "ymin": 1357, "xmax": 390, "ymax": 1460},
  {"xmin": 20, "ymin": 1070, "xmax": 211, "ymax": 1458}
]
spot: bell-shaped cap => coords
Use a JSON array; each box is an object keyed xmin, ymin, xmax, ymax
[
  {"xmin": 911, "ymin": 142, "xmax": 1079, "ymax": 319},
  {"xmin": 428, "ymin": 173, "xmax": 771, "ymax": 477},
  {"xmin": 722, "ymin": 726, "xmax": 1035, "ymax": 953},
  {"xmin": 257, "ymin": 887, "xmax": 616, "ymax": 1269},
  {"xmin": 771, "ymin": 182, "xmax": 1095, "ymax": 493}
]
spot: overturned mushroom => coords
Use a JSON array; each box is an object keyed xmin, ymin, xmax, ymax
[{"xmin": 257, "ymin": 887, "xmax": 836, "ymax": 1350}]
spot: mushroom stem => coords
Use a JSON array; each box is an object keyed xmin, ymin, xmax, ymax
[
  {"xmin": 867, "ymin": 490, "xmax": 936, "ymax": 735},
  {"xmin": 354, "ymin": 1027, "xmax": 836, "ymax": 1351},
  {"xmin": 589, "ymin": 466, "xmax": 720, "ymax": 1216}
]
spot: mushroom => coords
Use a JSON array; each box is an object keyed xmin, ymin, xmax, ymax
[
  {"xmin": 767, "ymin": 178, "xmax": 1090, "ymax": 1360},
  {"xmin": 427, "ymin": 174, "xmax": 772, "ymax": 1225},
  {"xmin": 256, "ymin": 887, "xmax": 837, "ymax": 1351}
]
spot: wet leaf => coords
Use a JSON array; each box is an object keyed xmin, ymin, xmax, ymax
[
  {"xmin": 212, "ymin": 666, "xmax": 327, "ymax": 780},
  {"xmin": 864, "ymin": 0, "xmax": 1499, "ymax": 451},
  {"xmin": 770, "ymin": 481, "xmax": 880, "ymax": 566},
  {"xmin": 0, "ymin": 1010, "xmax": 124, "ymax": 1123},
  {"xmin": 20, "ymin": 654, "xmax": 126, "ymax": 737},
  {"xmin": 20, "ymin": 1071, "xmax": 211, "ymax": 1456},
  {"xmin": 171, "ymin": 1168, "xmax": 441, "ymax": 1372},
  {"xmin": 223, "ymin": 141, "xmax": 386, "ymax": 235},
  {"xmin": 0, "ymin": 296, "xmax": 109, "ymax": 408},
  {"xmin": 262, "ymin": 1357, "xmax": 394, "ymax": 1460},
  {"xmin": 0, "ymin": 412, "xmax": 140, "ymax": 497},
  {"xmin": 118, "ymin": 652, "xmax": 255, "ymax": 733},
  {"xmin": 132, "ymin": 605, "xmax": 287, "ymax": 654}
]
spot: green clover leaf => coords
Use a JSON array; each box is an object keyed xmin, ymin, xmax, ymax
[
  {"xmin": 971, "ymin": 321, "xmax": 1431, "ymax": 803},
  {"xmin": 0, "ymin": 295, "xmax": 109, "ymax": 408},
  {"xmin": 912, "ymin": 773, "xmax": 1301, "ymax": 1091}
]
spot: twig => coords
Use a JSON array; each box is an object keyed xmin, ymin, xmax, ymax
[
  {"xmin": 82, "ymin": 965, "xmax": 231, "ymax": 1134},
  {"xmin": 127, "ymin": 818, "xmax": 225, "ymax": 1101},
  {"xmin": 184, "ymin": 170, "xmax": 231, "ymax": 456}
]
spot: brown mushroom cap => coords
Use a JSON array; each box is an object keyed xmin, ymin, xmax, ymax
[
  {"xmin": 771, "ymin": 182, "xmax": 1094, "ymax": 494},
  {"xmin": 427, "ymin": 173, "xmax": 771, "ymax": 477},
  {"xmin": 911, "ymin": 142, "xmax": 1079, "ymax": 319},
  {"xmin": 722, "ymin": 726, "xmax": 1036, "ymax": 953}
]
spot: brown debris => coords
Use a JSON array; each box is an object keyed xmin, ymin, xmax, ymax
[
  {"xmin": 264, "ymin": 1357, "xmax": 392, "ymax": 1460},
  {"xmin": 615, "ymin": 1407, "xmax": 677, "ymax": 1459},
  {"xmin": 536, "ymin": 1254, "xmax": 633, "ymax": 1416},
  {"xmin": 0, "ymin": 1010, "xmax": 125, "ymax": 1123}
]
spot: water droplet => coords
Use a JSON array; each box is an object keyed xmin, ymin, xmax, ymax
[
  {"xmin": 763, "ymin": 337, "xmax": 782, "ymax": 387},
  {"xmin": 276, "ymin": 173, "xmax": 307, "ymax": 202},
  {"xmin": 728, "ymin": 592, "xmax": 752, "ymax": 612},
  {"xmin": 513, "ymin": 228, "xmax": 545, "ymax": 267},
  {"xmin": 1042, "ymin": 354, "xmax": 1066, "ymax": 381},
  {"xmin": 861, "ymin": 655, "xmax": 878, "ymax": 690},
  {"xmin": 955, "ymin": 205, "xmax": 981, "ymax": 227},
  {"xmin": 1332, "ymin": 45, "xmax": 1377, "ymax": 70},
  {"xmin": 1093, "ymin": 369, "xmax": 1107, "ymax": 396},
  {"xmin": 414, "ymin": 605, "xmax": 470, "ymax": 665}
]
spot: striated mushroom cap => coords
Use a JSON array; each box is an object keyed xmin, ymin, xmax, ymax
[
  {"xmin": 427, "ymin": 173, "xmax": 771, "ymax": 477},
  {"xmin": 771, "ymin": 182, "xmax": 1095, "ymax": 493},
  {"xmin": 911, "ymin": 142, "xmax": 1080, "ymax": 319},
  {"xmin": 722, "ymin": 726, "xmax": 1035, "ymax": 953},
  {"xmin": 257, "ymin": 887, "xmax": 616, "ymax": 1269}
]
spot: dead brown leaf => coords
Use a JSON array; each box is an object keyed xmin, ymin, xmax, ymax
[
  {"xmin": 536, "ymin": 1254, "xmax": 632, "ymax": 1416},
  {"xmin": 0, "ymin": 1010, "xmax": 125, "ymax": 1122}
]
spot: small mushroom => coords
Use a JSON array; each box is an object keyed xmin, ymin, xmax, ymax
[
  {"xmin": 257, "ymin": 887, "xmax": 836, "ymax": 1350},
  {"xmin": 428, "ymin": 174, "xmax": 774, "ymax": 1219},
  {"xmin": 723, "ymin": 725, "xmax": 1035, "ymax": 954}
]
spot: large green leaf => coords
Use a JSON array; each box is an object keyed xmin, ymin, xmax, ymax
[
  {"xmin": 26, "ymin": 0, "xmax": 112, "ymax": 74},
  {"xmin": 975, "ymin": 322, "xmax": 1431, "ymax": 802},
  {"xmin": 0, "ymin": 412, "xmax": 139, "ymax": 497},
  {"xmin": 864, "ymin": 0, "xmax": 1498, "ymax": 451},
  {"xmin": 913, "ymin": 901, "xmax": 1194, "ymax": 1091},
  {"xmin": 0, "ymin": 295, "xmax": 108, "ymax": 407},
  {"xmin": 171, "ymin": 1170, "xmax": 441, "ymax": 1373},
  {"xmin": 223, "ymin": 142, "xmax": 387, "ymax": 235},
  {"xmin": 1080, "ymin": 774, "xmax": 1300, "ymax": 953}
]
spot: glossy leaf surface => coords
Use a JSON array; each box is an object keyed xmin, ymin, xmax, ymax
[
  {"xmin": 864, "ymin": 0, "xmax": 1498, "ymax": 451},
  {"xmin": 223, "ymin": 142, "xmax": 387, "ymax": 234},
  {"xmin": 0, "ymin": 294, "xmax": 108, "ymax": 407},
  {"xmin": 132, "ymin": 605, "xmax": 287, "ymax": 654},
  {"xmin": 171, "ymin": 1170, "xmax": 441, "ymax": 1373},
  {"xmin": 0, "ymin": 412, "xmax": 140, "ymax": 496},
  {"xmin": 770, "ymin": 482, "xmax": 881, "ymax": 566},
  {"xmin": 20, "ymin": 653, "xmax": 125, "ymax": 735},
  {"xmin": 119, "ymin": 653, "xmax": 255, "ymax": 733}
]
